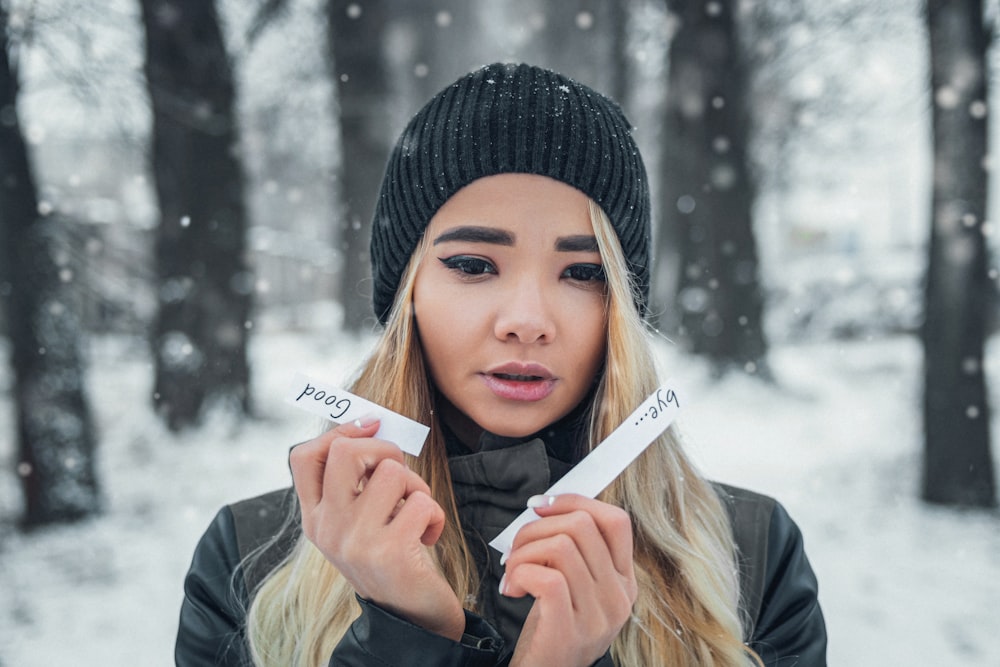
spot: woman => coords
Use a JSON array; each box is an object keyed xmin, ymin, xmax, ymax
[{"xmin": 176, "ymin": 63, "xmax": 826, "ymax": 666}]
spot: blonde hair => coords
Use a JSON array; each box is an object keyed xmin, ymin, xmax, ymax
[{"xmin": 246, "ymin": 202, "xmax": 759, "ymax": 666}]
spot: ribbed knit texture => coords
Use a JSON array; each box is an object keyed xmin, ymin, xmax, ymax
[{"xmin": 371, "ymin": 62, "xmax": 651, "ymax": 323}]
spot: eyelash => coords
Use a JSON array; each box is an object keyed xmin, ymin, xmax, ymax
[
  {"xmin": 562, "ymin": 263, "xmax": 606, "ymax": 282},
  {"xmin": 438, "ymin": 256, "xmax": 605, "ymax": 283},
  {"xmin": 439, "ymin": 256, "xmax": 496, "ymax": 276}
]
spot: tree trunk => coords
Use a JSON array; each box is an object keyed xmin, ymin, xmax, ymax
[
  {"xmin": 139, "ymin": 0, "xmax": 252, "ymax": 430},
  {"xmin": 328, "ymin": 0, "xmax": 393, "ymax": 332},
  {"xmin": 0, "ymin": 7, "xmax": 100, "ymax": 526},
  {"xmin": 922, "ymin": 0, "xmax": 996, "ymax": 508},
  {"xmin": 608, "ymin": 0, "xmax": 631, "ymax": 106},
  {"xmin": 658, "ymin": 0, "xmax": 768, "ymax": 376}
]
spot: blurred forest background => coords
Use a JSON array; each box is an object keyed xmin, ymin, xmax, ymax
[{"xmin": 0, "ymin": 0, "xmax": 999, "ymax": 662}]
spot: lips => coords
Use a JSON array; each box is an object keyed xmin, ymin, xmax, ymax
[{"xmin": 481, "ymin": 363, "xmax": 557, "ymax": 402}]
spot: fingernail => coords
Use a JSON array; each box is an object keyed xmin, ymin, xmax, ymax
[
  {"xmin": 499, "ymin": 551, "xmax": 509, "ymax": 566},
  {"xmin": 498, "ymin": 573, "xmax": 508, "ymax": 596},
  {"xmin": 527, "ymin": 494, "xmax": 555, "ymax": 509},
  {"xmin": 352, "ymin": 414, "xmax": 379, "ymax": 428}
]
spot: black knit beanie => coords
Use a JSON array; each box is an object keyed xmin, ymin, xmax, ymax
[{"xmin": 370, "ymin": 62, "xmax": 651, "ymax": 324}]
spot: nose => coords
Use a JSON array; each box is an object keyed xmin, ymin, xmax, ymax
[{"xmin": 493, "ymin": 276, "xmax": 556, "ymax": 344}]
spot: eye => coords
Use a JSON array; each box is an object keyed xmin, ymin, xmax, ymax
[
  {"xmin": 562, "ymin": 263, "xmax": 606, "ymax": 282},
  {"xmin": 439, "ymin": 256, "xmax": 497, "ymax": 276}
]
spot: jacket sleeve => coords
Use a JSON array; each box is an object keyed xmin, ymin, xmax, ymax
[
  {"xmin": 175, "ymin": 507, "xmax": 252, "ymax": 667},
  {"xmin": 176, "ymin": 506, "xmax": 505, "ymax": 667},
  {"xmin": 329, "ymin": 596, "xmax": 504, "ymax": 667},
  {"xmin": 749, "ymin": 502, "xmax": 827, "ymax": 667}
]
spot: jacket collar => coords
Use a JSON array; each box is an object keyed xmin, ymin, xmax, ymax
[{"xmin": 443, "ymin": 425, "xmax": 582, "ymax": 652}]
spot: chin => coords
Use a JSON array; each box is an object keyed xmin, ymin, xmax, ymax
[{"xmin": 470, "ymin": 406, "xmax": 565, "ymax": 439}]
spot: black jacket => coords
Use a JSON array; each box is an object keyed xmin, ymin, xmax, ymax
[{"xmin": 176, "ymin": 436, "xmax": 826, "ymax": 666}]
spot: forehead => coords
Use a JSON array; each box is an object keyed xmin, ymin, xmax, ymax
[{"xmin": 428, "ymin": 173, "xmax": 594, "ymax": 239}]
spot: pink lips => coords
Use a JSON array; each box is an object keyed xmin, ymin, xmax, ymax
[{"xmin": 480, "ymin": 362, "xmax": 557, "ymax": 402}]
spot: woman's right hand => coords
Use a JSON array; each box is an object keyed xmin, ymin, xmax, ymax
[{"xmin": 289, "ymin": 418, "xmax": 465, "ymax": 641}]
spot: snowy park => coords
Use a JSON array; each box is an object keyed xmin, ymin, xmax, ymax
[{"xmin": 2, "ymin": 0, "xmax": 1000, "ymax": 665}]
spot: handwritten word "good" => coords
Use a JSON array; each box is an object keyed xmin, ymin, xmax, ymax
[
  {"xmin": 285, "ymin": 373, "xmax": 430, "ymax": 456},
  {"xmin": 296, "ymin": 383, "xmax": 351, "ymax": 420}
]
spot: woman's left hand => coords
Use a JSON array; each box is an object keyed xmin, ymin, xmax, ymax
[{"xmin": 503, "ymin": 494, "xmax": 638, "ymax": 667}]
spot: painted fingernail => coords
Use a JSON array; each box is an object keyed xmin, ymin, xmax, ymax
[
  {"xmin": 527, "ymin": 494, "xmax": 555, "ymax": 509},
  {"xmin": 498, "ymin": 573, "xmax": 508, "ymax": 596},
  {"xmin": 352, "ymin": 414, "xmax": 379, "ymax": 428}
]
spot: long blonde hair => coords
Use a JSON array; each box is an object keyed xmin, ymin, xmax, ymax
[{"xmin": 246, "ymin": 202, "xmax": 759, "ymax": 666}]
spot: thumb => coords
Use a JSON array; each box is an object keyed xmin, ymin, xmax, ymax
[{"xmin": 332, "ymin": 414, "xmax": 381, "ymax": 438}]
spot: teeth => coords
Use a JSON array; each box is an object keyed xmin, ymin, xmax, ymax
[{"xmin": 495, "ymin": 373, "xmax": 541, "ymax": 382}]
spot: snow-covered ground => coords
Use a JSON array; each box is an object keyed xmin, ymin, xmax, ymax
[{"xmin": 0, "ymin": 328, "xmax": 998, "ymax": 666}]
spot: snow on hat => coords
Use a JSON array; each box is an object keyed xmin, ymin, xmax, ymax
[{"xmin": 370, "ymin": 62, "xmax": 651, "ymax": 324}]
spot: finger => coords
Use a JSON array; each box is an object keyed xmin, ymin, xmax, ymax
[
  {"xmin": 526, "ymin": 494, "xmax": 635, "ymax": 578},
  {"xmin": 355, "ymin": 457, "xmax": 433, "ymax": 526},
  {"xmin": 503, "ymin": 562, "xmax": 572, "ymax": 611},
  {"xmin": 286, "ymin": 440, "xmax": 309, "ymax": 474},
  {"xmin": 320, "ymin": 433, "xmax": 406, "ymax": 506},
  {"xmin": 289, "ymin": 435, "xmax": 337, "ymax": 514},
  {"xmin": 510, "ymin": 510, "xmax": 608, "ymax": 583},
  {"xmin": 288, "ymin": 420, "xmax": 387, "ymax": 512},
  {"xmin": 390, "ymin": 489, "xmax": 447, "ymax": 546},
  {"xmin": 503, "ymin": 533, "xmax": 591, "ymax": 601}
]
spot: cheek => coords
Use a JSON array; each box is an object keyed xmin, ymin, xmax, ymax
[
  {"xmin": 413, "ymin": 281, "xmax": 483, "ymax": 373},
  {"xmin": 415, "ymin": 284, "xmax": 481, "ymax": 331},
  {"xmin": 413, "ymin": 268, "xmax": 448, "ymax": 325},
  {"xmin": 582, "ymin": 320, "xmax": 608, "ymax": 371},
  {"xmin": 572, "ymin": 293, "xmax": 608, "ymax": 344},
  {"xmin": 587, "ymin": 307, "xmax": 610, "ymax": 365}
]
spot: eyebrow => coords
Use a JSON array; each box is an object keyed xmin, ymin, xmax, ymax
[
  {"xmin": 432, "ymin": 226, "xmax": 514, "ymax": 246},
  {"xmin": 433, "ymin": 226, "xmax": 599, "ymax": 253},
  {"xmin": 555, "ymin": 235, "xmax": 600, "ymax": 253}
]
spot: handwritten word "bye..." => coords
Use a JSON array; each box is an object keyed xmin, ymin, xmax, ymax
[
  {"xmin": 489, "ymin": 379, "xmax": 686, "ymax": 556},
  {"xmin": 633, "ymin": 388, "xmax": 679, "ymax": 426}
]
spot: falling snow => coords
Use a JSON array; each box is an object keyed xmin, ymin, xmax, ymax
[{"xmin": 1, "ymin": 1, "xmax": 998, "ymax": 665}]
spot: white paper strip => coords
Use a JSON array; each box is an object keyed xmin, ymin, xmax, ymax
[
  {"xmin": 284, "ymin": 373, "xmax": 429, "ymax": 456},
  {"xmin": 488, "ymin": 381, "xmax": 685, "ymax": 556}
]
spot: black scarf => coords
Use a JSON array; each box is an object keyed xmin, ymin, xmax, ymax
[{"xmin": 444, "ymin": 415, "xmax": 585, "ymax": 651}]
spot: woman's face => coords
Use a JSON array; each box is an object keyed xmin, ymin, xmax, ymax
[{"xmin": 412, "ymin": 173, "xmax": 608, "ymax": 445}]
